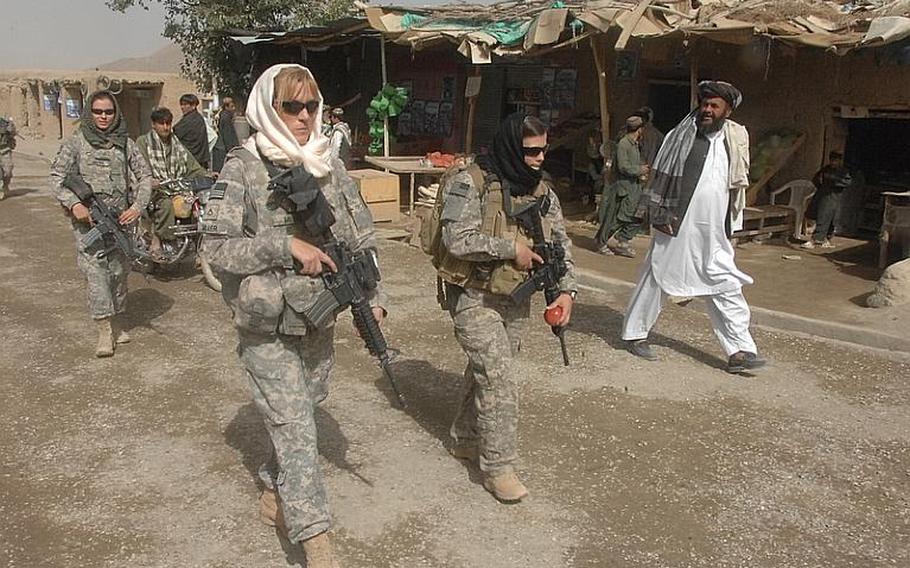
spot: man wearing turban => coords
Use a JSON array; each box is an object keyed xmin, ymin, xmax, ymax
[{"xmin": 621, "ymin": 81, "xmax": 766, "ymax": 374}]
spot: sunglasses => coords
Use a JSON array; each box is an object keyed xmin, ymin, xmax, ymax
[
  {"xmin": 280, "ymin": 99, "xmax": 319, "ymax": 115},
  {"xmin": 522, "ymin": 145, "xmax": 548, "ymax": 157},
  {"xmin": 91, "ymin": 108, "xmax": 116, "ymax": 116}
]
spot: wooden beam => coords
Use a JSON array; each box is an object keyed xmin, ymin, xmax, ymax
[
  {"xmin": 380, "ymin": 37, "xmax": 390, "ymax": 158},
  {"xmin": 464, "ymin": 67, "xmax": 481, "ymax": 154},
  {"xmin": 689, "ymin": 47, "xmax": 699, "ymax": 109},
  {"xmin": 591, "ymin": 36, "xmax": 610, "ymax": 142},
  {"xmin": 615, "ymin": 0, "xmax": 654, "ymax": 51}
]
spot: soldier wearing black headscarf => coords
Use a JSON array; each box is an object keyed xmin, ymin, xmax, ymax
[
  {"xmin": 434, "ymin": 112, "xmax": 578, "ymax": 503},
  {"xmin": 48, "ymin": 90, "xmax": 153, "ymax": 357}
]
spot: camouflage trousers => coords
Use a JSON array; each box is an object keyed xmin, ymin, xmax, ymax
[
  {"xmin": 0, "ymin": 152, "xmax": 12, "ymax": 187},
  {"xmin": 446, "ymin": 283, "xmax": 529, "ymax": 475},
  {"xmin": 237, "ymin": 326, "xmax": 335, "ymax": 543},
  {"xmin": 72, "ymin": 223, "xmax": 128, "ymax": 320}
]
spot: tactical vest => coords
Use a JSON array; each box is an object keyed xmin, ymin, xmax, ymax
[
  {"xmin": 75, "ymin": 133, "xmax": 130, "ymax": 211},
  {"xmin": 433, "ymin": 164, "xmax": 551, "ymax": 297},
  {"xmin": 224, "ymin": 147, "xmax": 371, "ymax": 336}
]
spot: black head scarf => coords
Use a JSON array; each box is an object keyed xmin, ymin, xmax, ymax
[
  {"xmin": 697, "ymin": 80, "xmax": 743, "ymax": 110},
  {"xmin": 80, "ymin": 90, "xmax": 129, "ymax": 150},
  {"xmin": 476, "ymin": 112, "xmax": 543, "ymax": 197}
]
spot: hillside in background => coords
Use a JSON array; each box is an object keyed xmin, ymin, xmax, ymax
[{"xmin": 97, "ymin": 43, "xmax": 183, "ymax": 74}]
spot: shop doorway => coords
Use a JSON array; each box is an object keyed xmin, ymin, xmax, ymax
[
  {"xmin": 839, "ymin": 114, "xmax": 910, "ymax": 237},
  {"xmin": 647, "ymin": 80, "xmax": 691, "ymax": 134}
]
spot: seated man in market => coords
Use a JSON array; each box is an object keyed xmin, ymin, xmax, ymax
[{"xmin": 136, "ymin": 107, "xmax": 207, "ymax": 255}]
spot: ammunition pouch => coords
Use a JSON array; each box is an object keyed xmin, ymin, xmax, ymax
[{"xmin": 235, "ymin": 272, "xmax": 285, "ymax": 334}]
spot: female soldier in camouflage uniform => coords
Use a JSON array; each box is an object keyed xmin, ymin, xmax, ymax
[
  {"xmin": 437, "ymin": 113, "xmax": 577, "ymax": 503},
  {"xmin": 49, "ymin": 90, "xmax": 153, "ymax": 357},
  {"xmin": 201, "ymin": 65, "xmax": 387, "ymax": 568}
]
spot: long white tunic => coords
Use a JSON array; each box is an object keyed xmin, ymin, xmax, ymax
[{"xmin": 649, "ymin": 129, "xmax": 753, "ymax": 297}]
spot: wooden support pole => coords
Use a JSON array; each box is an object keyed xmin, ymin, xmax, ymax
[
  {"xmin": 380, "ymin": 36, "xmax": 390, "ymax": 158},
  {"xmin": 689, "ymin": 44, "xmax": 699, "ymax": 110},
  {"xmin": 591, "ymin": 36, "xmax": 610, "ymax": 141},
  {"xmin": 464, "ymin": 67, "xmax": 480, "ymax": 154}
]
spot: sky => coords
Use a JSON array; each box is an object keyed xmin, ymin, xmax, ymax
[
  {"xmin": 0, "ymin": 0, "xmax": 456, "ymax": 71},
  {"xmin": 0, "ymin": 0, "xmax": 172, "ymax": 70}
]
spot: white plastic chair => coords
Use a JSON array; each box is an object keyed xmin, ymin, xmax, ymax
[{"xmin": 769, "ymin": 180, "xmax": 817, "ymax": 239}]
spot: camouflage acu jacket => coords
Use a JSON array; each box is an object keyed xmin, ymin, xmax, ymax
[
  {"xmin": 201, "ymin": 147, "xmax": 387, "ymax": 336},
  {"xmin": 440, "ymin": 168, "xmax": 578, "ymax": 296},
  {"xmin": 49, "ymin": 131, "xmax": 153, "ymax": 213}
]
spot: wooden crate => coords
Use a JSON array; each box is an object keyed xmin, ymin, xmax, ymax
[{"xmin": 348, "ymin": 169, "xmax": 400, "ymax": 223}]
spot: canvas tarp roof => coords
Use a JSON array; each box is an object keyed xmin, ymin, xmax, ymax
[{"xmin": 359, "ymin": 0, "xmax": 910, "ymax": 63}]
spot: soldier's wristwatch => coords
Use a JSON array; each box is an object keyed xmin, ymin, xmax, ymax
[{"xmin": 563, "ymin": 290, "xmax": 578, "ymax": 301}]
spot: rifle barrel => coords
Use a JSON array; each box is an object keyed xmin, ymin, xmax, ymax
[
  {"xmin": 381, "ymin": 362, "xmax": 406, "ymax": 408},
  {"xmin": 558, "ymin": 331, "xmax": 570, "ymax": 367}
]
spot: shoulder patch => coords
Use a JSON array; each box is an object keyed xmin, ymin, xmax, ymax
[
  {"xmin": 448, "ymin": 181, "xmax": 472, "ymax": 199},
  {"xmin": 210, "ymin": 182, "xmax": 227, "ymax": 200},
  {"xmin": 441, "ymin": 181, "xmax": 475, "ymax": 222}
]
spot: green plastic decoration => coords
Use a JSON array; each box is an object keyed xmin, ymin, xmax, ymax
[{"xmin": 366, "ymin": 84, "xmax": 409, "ymax": 155}]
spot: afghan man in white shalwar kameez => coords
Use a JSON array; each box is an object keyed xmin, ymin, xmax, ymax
[{"xmin": 621, "ymin": 80, "xmax": 766, "ymax": 374}]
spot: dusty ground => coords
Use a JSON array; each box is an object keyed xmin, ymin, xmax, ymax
[{"xmin": 1, "ymin": 152, "xmax": 909, "ymax": 567}]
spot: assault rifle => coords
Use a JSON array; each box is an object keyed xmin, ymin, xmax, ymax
[
  {"xmin": 64, "ymin": 172, "xmax": 150, "ymax": 262},
  {"xmin": 509, "ymin": 196, "xmax": 571, "ymax": 366},
  {"xmin": 267, "ymin": 163, "xmax": 406, "ymax": 408}
]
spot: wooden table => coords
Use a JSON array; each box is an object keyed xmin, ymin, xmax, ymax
[
  {"xmin": 363, "ymin": 156, "xmax": 447, "ymax": 215},
  {"xmin": 880, "ymin": 190, "xmax": 910, "ymax": 268}
]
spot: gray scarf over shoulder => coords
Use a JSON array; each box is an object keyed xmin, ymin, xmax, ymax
[{"xmin": 636, "ymin": 81, "xmax": 749, "ymax": 236}]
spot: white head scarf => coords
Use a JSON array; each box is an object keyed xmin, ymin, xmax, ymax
[{"xmin": 242, "ymin": 64, "xmax": 332, "ymax": 178}]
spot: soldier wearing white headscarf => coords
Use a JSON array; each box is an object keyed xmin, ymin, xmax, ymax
[{"xmin": 201, "ymin": 64, "xmax": 388, "ymax": 567}]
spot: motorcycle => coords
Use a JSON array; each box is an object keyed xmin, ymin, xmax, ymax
[{"xmin": 133, "ymin": 176, "xmax": 222, "ymax": 292}]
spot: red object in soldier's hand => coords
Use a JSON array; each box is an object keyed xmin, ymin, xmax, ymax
[{"xmin": 544, "ymin": 305, "xmax": 563, "ymax": 327}]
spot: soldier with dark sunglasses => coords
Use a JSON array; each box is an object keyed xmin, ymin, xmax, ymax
[{"xmin": 432, "ymin": 112, "xmax": 577, "ymax": 503}]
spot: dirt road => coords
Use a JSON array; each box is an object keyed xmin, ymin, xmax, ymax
[{"xmin": 1, "ymin": 153, "xmax": 908, "ymax": 567}]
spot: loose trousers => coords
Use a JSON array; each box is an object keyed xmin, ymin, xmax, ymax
[
  {"xmin": 621, "ymin": 263, "xmax": 757, "ymax": 356},
  {"xmin": 0, "ymin": 152, "xmax": 13, "ymax": 187},
  {"xmin": 812, "ymin": 191, "xmax": 842, "ymax": 243},
  {"xmin": 238, "ymin": 327, "xmax": 335, "ymax": 544},
  {"xmin": 447, "ymin": 284, "xmax": 528, "ymax": 475},
  {"xmin": 72, "ymin": 223, "xmax": 129, "ymax": 320}
]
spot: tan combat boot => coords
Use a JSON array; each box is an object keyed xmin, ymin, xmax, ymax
[
  {"xmin": 302, "ymin": 532, "xmax": 341, "ymax": 568},
  {"xmin": 95, "ymin": 318, "xmax": 114, "ymax": 358},
  {"xmin": 112, "ymin": 317, "xmax": 131, "ymax": 345},
  {"xmin": 259, "ymin": 487, "xmax": 286, "ymax": 532},
  {"xmin": 483, "ymin": 471, "xmax": 528, "ymax": 503}
]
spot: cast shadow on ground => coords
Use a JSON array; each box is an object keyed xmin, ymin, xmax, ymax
[
  {"xmin": 850, "ymin": 292, "xmax": 874, "ymax": 307},
  {"xmin": 570, "ymin": 232, "xmax": 601, "ymax": 253},
  {"xmin": 222, "ymin": 402, "xmax": 372, "ymax": 488},
  {"xmin": 2, "ymin": 187, "xmax": 37, "ymax": 199},
  {"xmin": 822, "ymin": 240, "xmax": 882, "ymax": 281},
  {"xmin": 139, "ymin": 259, "xmax": 205, "ymax": 284},
  {"xmin": 278, "ymin": 536, "xmax": 307, "ymax": 567},
  {"xmin": 569, "ymin": 301, "xmax": 729, "ymax": 371},
  {"xmin": 375, "ymin": 358, "xmax": 486, "ymax": 486},
  {"xmin": 122, "ymin": 287, "xmax": 175, "ymax": 334}
]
